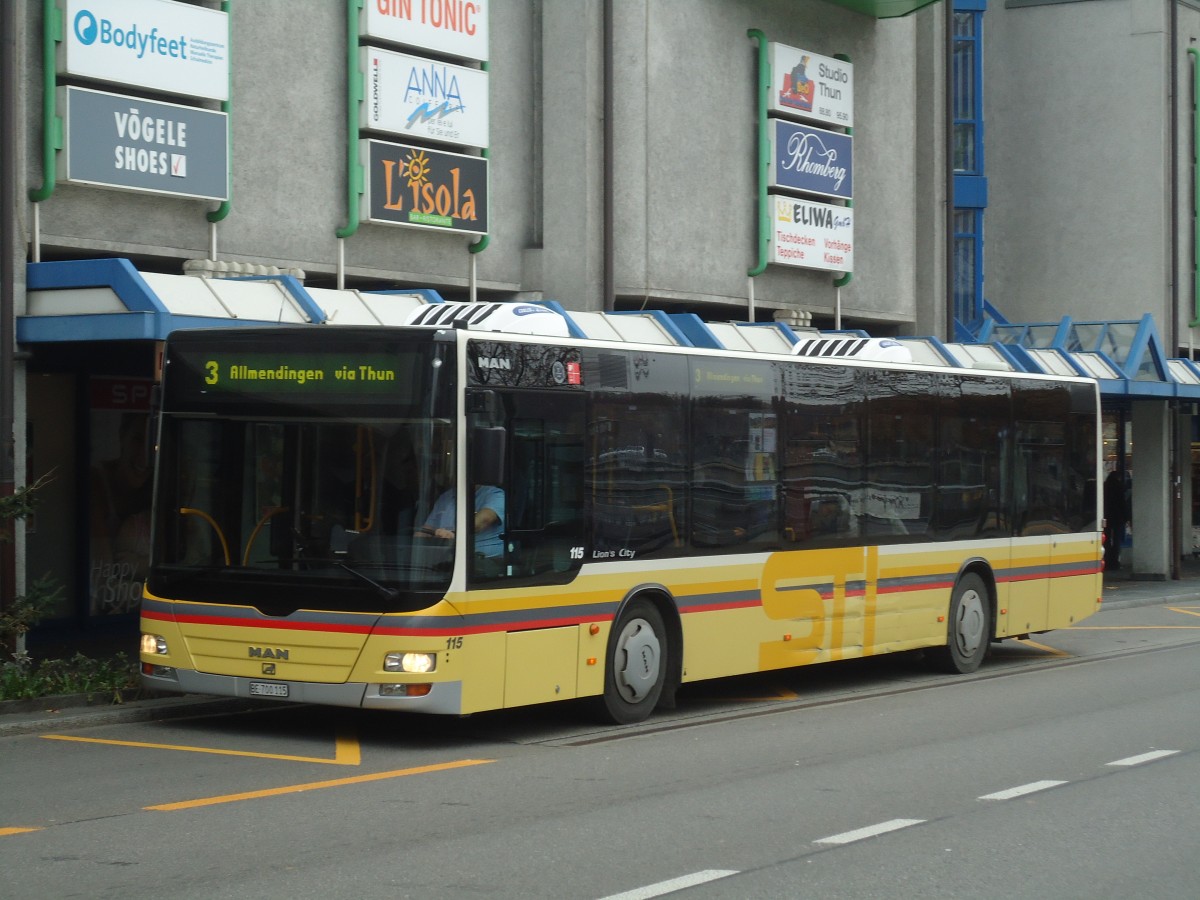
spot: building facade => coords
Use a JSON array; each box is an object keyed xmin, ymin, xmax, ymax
[
  {"xmin": 8, "ymin": 0, "xmax": 1197, "ymax": 645},
  {"xmin": 980, "ymin": 0, "xmax": 1200, "ymax": 578}
]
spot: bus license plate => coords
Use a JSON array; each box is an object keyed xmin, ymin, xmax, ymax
[{"xmin": 249, "ymin": 682, "xmax": 288, "ymax": 698}]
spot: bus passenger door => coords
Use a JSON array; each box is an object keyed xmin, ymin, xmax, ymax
[
  {"xmin": 467, "ymin": 389, "xmax": 587, "ymax": 585},
  {"xmin": 1008, "ymin": 384, "xmax": 1070, "ymax": 633}
]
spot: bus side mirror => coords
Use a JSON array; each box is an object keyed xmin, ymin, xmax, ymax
[{"xmin": 472, "ymin": 426, "xmax": 507, "ymax": 486}]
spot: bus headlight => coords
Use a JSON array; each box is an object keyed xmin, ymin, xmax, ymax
[
  {"xmin": 141, "ymin": 633, "xmax": 169, "ymax": 655},
  {"xmin": 384, "ymin": 652, "xmax": 437, "ymax": 674}
]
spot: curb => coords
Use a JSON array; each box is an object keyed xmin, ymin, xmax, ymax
[
  {"xmin": 0, "ymin": 695, "xmax": 276, "ymax": 737},
  {"xmin": 1101, "ymin": 581, "xmax": 1200, "ymax": 610}
]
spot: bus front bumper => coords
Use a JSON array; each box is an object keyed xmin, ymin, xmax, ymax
[{"xmin": 141, "ymin": 668, "xmax": 465, "ymax": 715}]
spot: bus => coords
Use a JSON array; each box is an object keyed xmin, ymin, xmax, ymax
[{"xmin": 140, "ymin": 303, "xmax": 1103, "ymax": 724}]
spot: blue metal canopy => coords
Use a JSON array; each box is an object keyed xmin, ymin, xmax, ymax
[{"xmin": 20, "ymin": 259, "xmax": 444, "ymax": 342}]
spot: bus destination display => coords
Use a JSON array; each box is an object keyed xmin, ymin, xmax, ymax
[{"xmin": 177, "ymin": 352, "xmax": 408, "ymax": 397}]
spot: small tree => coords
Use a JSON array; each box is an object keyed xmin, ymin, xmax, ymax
[{"xmin": 0, "ymin": 474, "xmax": 61, "ymax": 656}]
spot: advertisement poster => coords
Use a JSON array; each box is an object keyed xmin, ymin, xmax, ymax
[
  {"xmin": 770, "ymin": 195, "xmax": 854, "ymax": 273},
  {"xmin": 62, "ymin": 86, "xmax": 229, "ymax": 200},
  {"xmin": 770, "ymin": 119, "xmax": 852, "ymax": 201},
  {"xmin": 361, "ymin": 0, "xmax": 489, "ymax": 62},
  {"xmin": 361, "ymin": 46, "xmax": 489, "ymax": 148},
  {"xmin": 62, "ymin": 0, "xmax": 230, "ymax": 101},
  {"xmin": 768, "ymin": 43, "xmax": 853, "ymax": 129},
  {"xmin": 362, "ymin": 139, "xmax": 489, "ymax": 234},
  {"xmin": 89, "ymin": 377, "xmax": 154, "ymax": 616}
]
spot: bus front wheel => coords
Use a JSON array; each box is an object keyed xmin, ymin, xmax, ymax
[
  {"xmin": 601, "ymin": 599, "xmax": 667, "ymax": 724},
  {"xmin": 927, "ymin": 572, "xmax": 990, "ymax": 674}
]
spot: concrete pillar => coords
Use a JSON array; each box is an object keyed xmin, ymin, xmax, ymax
[
  {"xmin": 1130, "ymin": 401, "xmax": 1169, "ymax": 578},
  {"xmin": 1179, "ymin": 408, "xmax": 1193, "ymax": 561}
]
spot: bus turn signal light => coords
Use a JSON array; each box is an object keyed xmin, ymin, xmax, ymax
[{"xmin": 379, "ymin": 683, "xmax": 432, "ymax": 697}]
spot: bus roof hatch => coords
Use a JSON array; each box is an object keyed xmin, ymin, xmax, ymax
[
  {"xmin": 404, "ymin": 302, "xmax": 571, "ymax": 337},
  {"xmin": 791, "ymin": 336, "xmax": 913, "ymax": 363}
]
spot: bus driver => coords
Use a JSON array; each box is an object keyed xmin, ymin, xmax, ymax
[{"xmin": 417, "ymin": 485, "xmax": 506, "ymax": 559}]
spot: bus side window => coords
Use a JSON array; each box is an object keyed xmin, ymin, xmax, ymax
[
  {"xmin": 589, "ymin": 397, "xmax": 687, "ymax": 559},
  {"xmin": 781, "ymin": 364, "xmax": 864, "ymax": 548}
]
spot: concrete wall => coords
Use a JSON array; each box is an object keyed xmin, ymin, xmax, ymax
[
  {"xmin": 985, "ymin": 0, "xmax": 1171, "ymax": 331},
  {"xmin": 21, "ymin": 0, "xmax": 943, "ymax": 328},
  {"xmin": 1176, "ymin": 4, "xmax": 1200, "ymax": 352}
]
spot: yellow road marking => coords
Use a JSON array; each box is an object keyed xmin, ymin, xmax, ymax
[
  {"xmin": 145, "ymin": 758, "xmax": 494, "ymax": 811},
  {"xmin": 1015, "ymin": 638, "xmax": 1070, "ymax": 656},
  {"xmin": 41, "ymin": 728, "xmax": 362, "ymax": 766},
  {"xmin": 736, "ymin": 687, "xmax": 801, "ymax": 701},
  {"xmin": 1168, "ymin": 606, "xmax": 1200, "ymax": 619},
  {"xmin": 0, "ymin": 827, "xmax": 43, "ymax": 836}
]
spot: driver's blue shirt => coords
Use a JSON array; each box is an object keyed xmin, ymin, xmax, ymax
[{"xmin": 423, "ymin": 485, "xmax": 505, "ymax": 558}]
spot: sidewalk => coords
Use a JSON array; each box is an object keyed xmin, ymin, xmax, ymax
[{"xmin": 1100, "ymin": 553, "xmax": 1200, "ymax": 609}]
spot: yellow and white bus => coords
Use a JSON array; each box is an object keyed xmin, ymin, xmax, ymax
[{"xmin": 140, "ymin": 304, "xmax": 1102, "ymax": 723}]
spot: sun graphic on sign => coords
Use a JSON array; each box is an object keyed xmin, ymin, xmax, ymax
[{"xmin": 403, "ymin": 150, "xmax": 431, "ymax": 189}]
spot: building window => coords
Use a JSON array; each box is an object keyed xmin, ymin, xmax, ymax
[
  {"xmin": 952, "ymin": 4, "xmax": 986, "ymax": 327},
  {"xmin": 954, "ymin": 208, "xmax": 982, "ymax": 325},
  {"xmin": 952, "ymin": 12, "xmax": 982, "ymax": 174}
]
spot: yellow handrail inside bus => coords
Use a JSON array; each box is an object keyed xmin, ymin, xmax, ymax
[
  {"xmin": 242, "ymin": 506, "xmax": 289, "ymax": 566},
  {"xmin": 179, "ymin": 507, "xmax": 232, "ymax": 566},
  {"xmin": 631, "ymin": 485, "xmax": 680, "ymax": 546},
  {"xmin": 354, "ymin": 427, "xmax": 378, "ymax": 533}
]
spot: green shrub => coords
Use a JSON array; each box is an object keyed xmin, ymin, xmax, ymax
[
  {"xmin": 1, "ymin": 651, "xmax": 140, "ymax": 702},
  {"xmin": 2, "ymin": 475, "xmax": 62, "ymax": 655}
]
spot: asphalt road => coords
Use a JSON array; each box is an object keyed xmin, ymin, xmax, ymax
[{"xmin": 1, "ymin": 597, "xmax": 1197, "ymax": 899}]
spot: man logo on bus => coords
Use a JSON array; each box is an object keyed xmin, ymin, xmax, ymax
[
  {"xmin": 477, "ymin": 357, "xmax": 512, "ymax": 370},
  {"xmin": 248, "ymin": 646, "xmax": 289, "ymax": 660}
]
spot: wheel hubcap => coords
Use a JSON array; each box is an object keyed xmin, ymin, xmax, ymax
[
  {"xmin": 615, "ymin": 617, "xmax": 661, "ymax": 702},
  {"xmin": 954, "ymin": 589, "xmax": 985, "ymax": 656}
]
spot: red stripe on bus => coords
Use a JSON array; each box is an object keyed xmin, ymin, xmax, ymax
[{"xmin": 143, "ymin": 609, "xmax": 375, "ymax": 634}]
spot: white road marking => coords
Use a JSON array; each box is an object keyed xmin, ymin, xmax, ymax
[
  {"xmin": 600, "ymin": 749, "xmax": 1181, "ymax": 900},
  {"xmin": 1107, "ymin": 750, "xmax": 1179, "ymax": 767},
  {"xmin": 978, "ymin": 780, "xmax": 1067, "ymax": 801},
  {"xmin": 598, "ymin": 869, "xmax": 739, "ymax": 900},
  {"xmin": 814, "ymin": 818, "xmax": 926, "ymax": 845}
]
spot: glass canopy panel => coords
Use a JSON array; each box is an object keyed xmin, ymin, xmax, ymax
[
  {"xmin": 736, "ymin": 325, "xmax": 797, "ymax": 354},
  {"xmin": 896, "ymin": 339, "xmax": 951, "ymax": 366},
  {"xmin": 1026, "ymin": 348, "xmax": 1079, "ymax": 377},
  {"xmin": 1168, "ymin": 359, "xmax": 1200, "ymax": 385},
  {"xmin": 1070, "ymin": 352, "xmax": 1121, "ymax": 379},
  {"xmin": 607, "ymin": 315, "xmax": 684, "ymax": 345},
  {"xmin": 944, "ymin": 342, "xmax": 1015, "ymax": 371}
]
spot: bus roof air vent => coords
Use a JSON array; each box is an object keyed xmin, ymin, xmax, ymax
[
  {"xmin": 791, "ymin": 336, "xmax": 913, "ymax": 363},
  {"xmin": 403, "ymin": 302, "xmax": 571, "ymax": 337}
]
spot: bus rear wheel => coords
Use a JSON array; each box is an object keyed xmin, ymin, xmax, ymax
[
  {"xmin": 927, "ymin": 572, "xmax": 990, "ymax": 674},
  {"xmin": 601, "ymin": 599, "xmax": 667, "ymax": 724}
]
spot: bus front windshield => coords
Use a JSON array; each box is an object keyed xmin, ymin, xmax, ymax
[
  {"xmin": 149, "ymin": 336, "xmax": 459, "ymax": 614},
  {"xmin": 151, "ymin": 417, "xmax": 457, "ymax": 613}
]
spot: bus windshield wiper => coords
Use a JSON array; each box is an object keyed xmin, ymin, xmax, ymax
[{"xmin": 336, "ymin": 561, "xmax": 400, "ymax": 603}]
